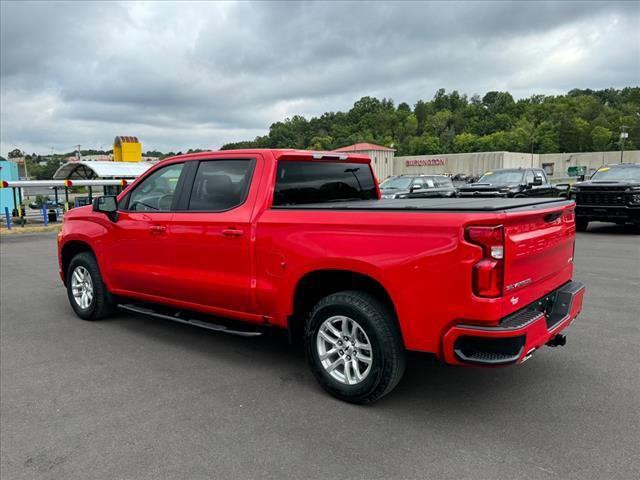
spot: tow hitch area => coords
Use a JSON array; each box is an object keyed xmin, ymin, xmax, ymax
[
  {"xmin": 546, "ymin": 334, "xmax": 567, "ymax": 347},
  {"xmin": 443, "ymin": 281, "xmax": 584, "ymax": 367}
]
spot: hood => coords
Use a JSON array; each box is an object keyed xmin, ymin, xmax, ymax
[
  {"xmin": 63, "ymin": 205, "xmax": 93, "ymax": 219},
  {"xmin": 380, "ymin": 187, "xmax": 410, "ymax": 196},
  {"xmin": 573, "ymin": 180, "xmax": 640, "ymax": 189},
  {"xmin": 380, "ymin": 187, "xmax": 409, "ymax": 193},
  {"xmin": 459, "ymin": 182, "xmax": 519, "ymax": 191}
]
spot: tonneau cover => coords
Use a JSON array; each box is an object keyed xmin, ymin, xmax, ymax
[{"xmin": 273, "ymin": 197, "xmax": 572, "ymax": 212}]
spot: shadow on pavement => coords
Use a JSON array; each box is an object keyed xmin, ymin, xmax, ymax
[
  {"xmin": 581, "ymin": 222, "xmax": 639, "ymax": 235},
  {"xmin": 103, "ymin": 309, "xmax": 579, "ymax": 413}
]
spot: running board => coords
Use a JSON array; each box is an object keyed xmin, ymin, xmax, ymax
[{"xmin": 118, "ymin": 303, "xmax": 262, "ymax": 337}]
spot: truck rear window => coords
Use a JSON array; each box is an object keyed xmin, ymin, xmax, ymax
[{"xmin": 273, "ymin": 161, "xmax": 377, "ymax": 206}]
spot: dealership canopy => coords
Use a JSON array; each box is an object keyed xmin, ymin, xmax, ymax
[{"xmin": 53, "ymin": 161, "xmax": 154, "ymax": 180}]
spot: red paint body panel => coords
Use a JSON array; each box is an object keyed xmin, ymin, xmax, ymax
[{"xmin": 58, "ymin": 149, "xmax": 584, "ymax": 361}]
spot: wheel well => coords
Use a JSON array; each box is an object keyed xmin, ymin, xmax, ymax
[
  {"xmin": 289, "ymin": 270, "xmax": 398, "ymax": 343},
  {"xmin": 61, "ymin": 241, "xmax": 94, "ymax": 284}
]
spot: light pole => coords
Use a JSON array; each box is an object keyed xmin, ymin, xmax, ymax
[
  {"xmin": 619, "ymin": 126, "xmax": 628, "ymax": 164},
  {"xmin": 530, "ymin": 136, "xmax": 535, "ymax": 167}
]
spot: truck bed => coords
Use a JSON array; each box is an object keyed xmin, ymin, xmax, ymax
[{"xmin": 273, "ymin": 197, "xmax": 572, "ymax": 212}]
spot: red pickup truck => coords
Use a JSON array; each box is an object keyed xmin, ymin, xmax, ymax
[{"xmin": 58, "ymin": 149, "xmax": 585, "ymax": 403}]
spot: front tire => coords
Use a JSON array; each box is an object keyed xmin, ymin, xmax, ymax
[
  {"xmin": 576, "ymin": 219, "xmax": 589, "ymax": 232},
  {"xmin": 304, "ymin": 291, "xmax": 406, "ymax": 404},
  {"xmin": 66, "ymin": 252, "xmax": 114, "ymax": 320}
]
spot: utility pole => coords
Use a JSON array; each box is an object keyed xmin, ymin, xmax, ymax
[
  {"xmin": 23, "ymin": 156, "xmax": 29, "ymax": 180},
  {"xmin": 75, "ymin": 145, "xmax": 82, "ymax": 161},
  {"xmin": 530, "ymin": 136, "xmax": 535, "ymax": 167},
  {"xmin": 619, "ymin": 126, "xmax": 628, "ymax": 164}
]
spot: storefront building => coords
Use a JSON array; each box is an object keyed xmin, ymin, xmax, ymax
[{"xmin": 395, "ymin": 150, "xmax": 640, "ymax": 179}]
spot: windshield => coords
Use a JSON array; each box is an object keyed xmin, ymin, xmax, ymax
[
  {"xmin": 427, "ymin": 176, "xmax": 454, "ymax": 188},
  {"xmin": 477, "ymin": 170, "xmax": 524, "ymax": 184},
  {"xmin": 590, "ymin": 166, "xmax": 640, "ymax": 182},
  {"xmin": 380, "ymin": 177, "xmax": 412, "ymax": 190}
]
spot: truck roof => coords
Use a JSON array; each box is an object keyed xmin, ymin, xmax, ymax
[{"xmin": 163, "ymin": 149, "xmax": 372, "ymax": 164}]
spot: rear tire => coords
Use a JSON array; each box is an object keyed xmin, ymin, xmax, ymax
[
  {"xmin": 304, "ymin": 291, "xmax": 406, "ymax": 404},
  {"xmin": 66, "ymin": 252, "xmax": 114, "ymax": 321},
  {"xmin": 576, "ymin": 219, "xmax": 589, "ymax": 232}
]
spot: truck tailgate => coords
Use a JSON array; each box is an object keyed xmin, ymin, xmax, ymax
[{"xmin": 503, "ymin": 203, "xmax": 575, "ymax": 304}]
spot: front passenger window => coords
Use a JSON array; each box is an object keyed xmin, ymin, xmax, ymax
[{"xmin": 128, "ymin": 163, "xmax": 184, "ymax": 211}]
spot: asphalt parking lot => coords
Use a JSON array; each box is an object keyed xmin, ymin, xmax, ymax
[{"xmin": 1, "ymin": 225, "xmax": 639, "ymax": 480}]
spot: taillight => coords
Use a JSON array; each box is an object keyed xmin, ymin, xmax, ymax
[{"xmin": 465, "ymin": 225, "xmax": 504, "ymax": 298}]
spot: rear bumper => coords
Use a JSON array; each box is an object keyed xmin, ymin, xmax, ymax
[{"xmin": 442, "ymin": 280, "xmax": 585, "ymax": 366}]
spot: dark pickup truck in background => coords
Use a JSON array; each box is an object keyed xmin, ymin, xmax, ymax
[
  {"xmin": 570, "ymin": 163, "xmax": 640, "ymax": 231},
  {"xmin": 458, "ymin": 168, "xmax": 556, "ymax": 198},
  {"xmin": 380, "ymin": 174, "xmax": 457, "ymax": 199}
]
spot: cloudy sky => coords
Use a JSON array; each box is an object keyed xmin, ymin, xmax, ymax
[{"xmin": 1, "ymin": 0, "xmax": 638, "ymax": 156}]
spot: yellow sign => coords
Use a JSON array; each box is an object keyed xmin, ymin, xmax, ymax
[{"xmin": 113, "ymin": 136, "xmax": 142, "ymax": 162}]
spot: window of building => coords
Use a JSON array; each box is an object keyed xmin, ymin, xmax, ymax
[
  {"xmin": 188, "ymin": 160, "xmax": 254, "ymax": 211},
  {"xmin": 273, "ymin": 161, "xmax": 377, "ymax": 206},
  {"xmin": 542, "ymin": 163, "xmax": 555, "ymax": 176}
]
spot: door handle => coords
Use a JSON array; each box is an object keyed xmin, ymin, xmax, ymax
[
  {"xmin": 222, "ymin": 228, "xmax": 244, "ymax": 237},
  {"xmin": 149, "ymin": 225, "xmax": 167, "ymax": 234}
]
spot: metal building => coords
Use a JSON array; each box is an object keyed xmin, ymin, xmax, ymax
[{"xmin": 333, "ymin": 143, "xmax": 396, "ymax": 181}]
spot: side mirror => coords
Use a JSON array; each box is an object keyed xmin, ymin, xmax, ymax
[
  {"xmin": 93, "ymin": 195, "xmax": 118, "ymax": 221},
  {"xmin": 533, "ymin": 176, "xmax": 543, "ymax": 186},
  {"xmin": 410, "ymin": 185, "xmax": 424, "ymax": 192}
]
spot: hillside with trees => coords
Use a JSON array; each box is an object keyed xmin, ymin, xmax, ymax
[{"xmin": 221, "ymin": 88, "xmax": 640, "ymax": 156}]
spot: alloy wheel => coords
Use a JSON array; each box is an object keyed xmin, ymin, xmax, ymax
[
  {"xmin": 71, "ymin": 266, "xmax": 94, "ymax": 309},
  {"xmin": 316, "ymin": 315, "xmax": 373, "ymax": 385}
]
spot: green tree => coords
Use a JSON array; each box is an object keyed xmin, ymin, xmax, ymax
[
  {"xmin": 220, "ymin": 87, "xmax": 639, "ymax": 155},
  {"xmin": 309, "ymin": 136, "xmax": 334, "ymax": 151},
  {"xmin": 591, "ymin": 126, "xmax": 612, "ymax": 151},
  {"xmin": 452, "ymin": 132, "xmax": 479, "ymax": 153},
  {"xmin": 408, "ymin": 134, "xmax": 441, "ymax": 155}
]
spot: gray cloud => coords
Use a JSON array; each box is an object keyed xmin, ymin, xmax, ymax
[{"xmin": 1, "ymin": 0, "xmax": 638, "ymax": 155}]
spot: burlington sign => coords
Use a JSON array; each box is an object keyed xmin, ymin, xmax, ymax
[{"xmin": 406, "ymin": 158, "xmax": 446, "ymax": 167}]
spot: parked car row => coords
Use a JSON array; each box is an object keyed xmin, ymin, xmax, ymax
[
  {"xmin": 380, "ymin": 168, "xmax": 560, "ymax": 200},
  {"xmin": 380, "ymin": 164, "xmax": 640, "ymax": 230}
]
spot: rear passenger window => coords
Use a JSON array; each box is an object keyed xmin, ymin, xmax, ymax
[
  {"xmin": 273, "ymin": 161, "xmax": 377, "ymax": 206},
  {"xmin": 188, "ymin": 160, "xmax": 254, "ymax": 211}
]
